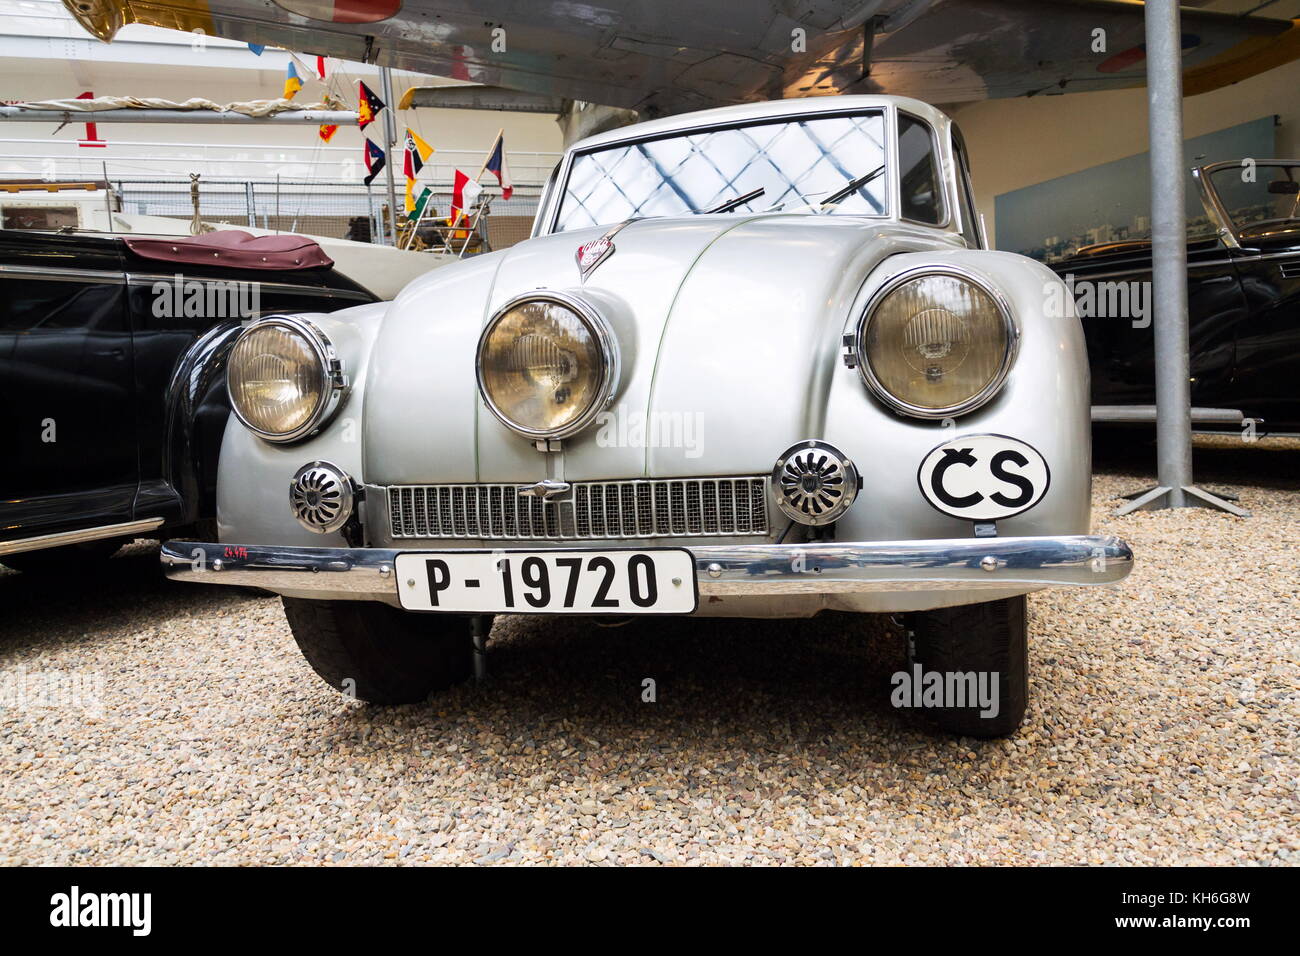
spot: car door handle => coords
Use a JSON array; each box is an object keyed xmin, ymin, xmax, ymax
[{"xmin": 93, "ymin": 347, "xmax": 126, "ymax": 358}]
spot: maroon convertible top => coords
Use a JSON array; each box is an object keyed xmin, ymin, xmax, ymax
[{"xmin": 122, "ymin": 230, "xmax": 335, "ymax": 271}]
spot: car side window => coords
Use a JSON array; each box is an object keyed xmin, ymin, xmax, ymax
[
  {"xmin": 898, "ymin": 114, "xmax": 944, "ymax": 225},
  {"xmin": 0, "ymin": 276, "xmax": 122, "ymax": 331}
]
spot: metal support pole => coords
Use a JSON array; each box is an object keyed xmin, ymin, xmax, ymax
[
  {"xmin": 101, "ymin": 160, "xmax": 114, "ymax": 233},
  {"xmin": 1116, "ymin": 0, "xmax": 1246, "ymax": 517},
  {"xmin": 379, "ymin": 66, "xmax": 401, "ymax": 247},
  {"xmin": 244, "ymin": 180, "xmax": 256, "ymax": 228}
]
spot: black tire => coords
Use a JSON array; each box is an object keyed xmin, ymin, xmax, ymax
[
  {"xmin": 905, "ymin": 595, "xmax": 1028, "ymax": 738},
  {"xmin": 1, "ymin": 537, "xmax": 124, "ymax": 574},
  {"xmin": 281, "ymin": 598, "xmax": 482, "ymax": 704}
]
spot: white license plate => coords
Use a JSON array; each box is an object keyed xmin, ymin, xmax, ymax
[{"xmin": 393, "ymin": 549, "xmax": 698, "ymax": 614}]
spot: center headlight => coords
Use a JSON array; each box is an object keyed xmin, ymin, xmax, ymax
[
  {"xmin": 856, "ymin": 268, "xmax": 1017, "ymax": 418},
  {"xmin": 477, "ymin": 292, "xmax": 618, "ymax": 440},
  {"xmin": 227, "ymin": 317, "xmax": 343, "ymax": 442}
]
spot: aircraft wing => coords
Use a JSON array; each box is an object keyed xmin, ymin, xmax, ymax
[{"xmin": 66, "ymin": 0, "xmax": 1300, "ymax": 114}]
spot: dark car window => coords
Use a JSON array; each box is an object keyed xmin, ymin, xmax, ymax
[
  {"xmin": 0, "ymin": 276, "xmax": 123, "ymax": 331},
  {"xmin": 898, "ymin": 114, "xmax": 944, "ymax": 225}
]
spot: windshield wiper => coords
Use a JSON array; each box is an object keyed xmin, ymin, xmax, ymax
[
  {"xmin": 704, "ymin": 187, "xmax": 765, "ymax": 215},
  {"xmin": 821, "ymin": 164, "xmax": 886, "ymax": 209}
]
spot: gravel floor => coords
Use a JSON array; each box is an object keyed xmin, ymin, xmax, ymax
[{"xmin": 1, "ymin": 434, "xmax": 1296, "ymax": 865}]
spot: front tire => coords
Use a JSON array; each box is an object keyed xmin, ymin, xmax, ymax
[
  {"xmin": 282, "ymin": 598, "xmax": 481, "ymax": 704},
  {"xmin": 906, "ymin": 595, "xmax": 1028, "ymax": 738}
]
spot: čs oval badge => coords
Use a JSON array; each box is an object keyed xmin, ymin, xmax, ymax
[{"xmin": 917, "ymin": 435, "xmax": 1050, "ymax": 521}]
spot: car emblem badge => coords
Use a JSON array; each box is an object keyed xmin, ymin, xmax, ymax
[
  {"xmin": 576, "ymin": 237, "xmax": 614, "ymax": 280},
  {"xmin": 517, "ymin": 479, "xmax": 572, "ymax": 501},
  {"xmin": 575, "ymin": 221, "xmax": 631, "ymax": 281}
]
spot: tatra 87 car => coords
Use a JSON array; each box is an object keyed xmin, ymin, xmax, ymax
[{"xmin": 161, "ymin": 96, "xmax": 1133, "ymax": 737}]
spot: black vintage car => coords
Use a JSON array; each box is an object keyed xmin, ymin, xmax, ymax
[
  {"xmin": 1053, "ymin": 160, "xmax": 1300, "ymax": 436},
  {"xmin": 0, "ymin": 228, "xmax": 379, "ymax": 573}
]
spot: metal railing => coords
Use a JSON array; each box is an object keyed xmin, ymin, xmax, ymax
[
  {"xmin": 0, "ymin": 142, "xmax": 561, "ymax": 189},
  {"xmin": 103, "ymin": 175, "xmax": 541, "ymax": 249}
]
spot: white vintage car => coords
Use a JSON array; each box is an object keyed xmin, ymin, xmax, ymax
[{"xmin": 162, "ymin": 95, "xmax": 1132, "ymax": 737}]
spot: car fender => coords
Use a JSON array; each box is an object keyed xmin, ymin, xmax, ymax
[{"xmin": 214, "ymin": 301, "xmax": 388, "ymax": 545}]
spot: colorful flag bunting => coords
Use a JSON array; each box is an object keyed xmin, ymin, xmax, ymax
[
  {"xmin": 451, "ymin": 169, "xmax": 482, "ymax": 221},
  {"xmin": 485, "ymin": 134, "xmax": 513, "ymax": 200},
  {"xmin": 404, "ymin": 129, "xmax": 434, "ymax": 178},
  {"xmin": 409, "ymin": 185, "xmax": 433, "ymax": 221},
  {"xmin": 403, "ymin": 129, "xmax": 435, "ymax": 213},
  {"xmin": 362, "ymin": 139, "xmax": 386, "ymax": 186},
  {"xmin": 318, "ymin": 93, "xmax": 341, "ymax": 143},
  {"xmin": 283, "ymin": 61, "xmax": 303, "ymax": 99},
  {"xmin": 357, "ymin": 81, "xmax": 383, "ymax": 130}
]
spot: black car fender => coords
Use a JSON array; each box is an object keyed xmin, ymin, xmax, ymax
[{"xmin": 162, "ymin": 319, "xmax": 245, "ymax": 526}]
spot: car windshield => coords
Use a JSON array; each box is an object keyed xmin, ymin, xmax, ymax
[
  {"xmin": 1209, "ymin": 163, "xmax": 1300, "ymax": 238},
  {"xmin": 552, "ymin": 110, "xmax": 890, "ymax": 233}
]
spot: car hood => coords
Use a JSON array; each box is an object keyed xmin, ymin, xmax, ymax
[{"xmin": 362, "ymin": 213, "xmax": 964, "ymax": 486}]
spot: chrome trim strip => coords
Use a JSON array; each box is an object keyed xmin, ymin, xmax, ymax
[
  {"xmin": 227, "ymin": 315, "xmax": 348, "ymax": 444},
  {"xmin": 1061, "ymin": 249, "xmax": 1300, "ymax": 277},
  {"xmin": 0, "ymin": 264, "xmax": 125, "ymax": 283},
  {"xmin": 160, "ymin": 534, "xmax": 1133, "ymax": 604},
  {"xmin": 1, "ymin": 518, "xmax": 164, "ymax": 556},
  {"xmin": 475, "ymin": 290, "xmax": 621, "ymax": 442},
  {"xmin": 125, "ymin": 273, "xmax": 374, "ymax": 301},
  {"xmin": 854, "ymin": 264, "xmax": 1019, "ymax": 420}
]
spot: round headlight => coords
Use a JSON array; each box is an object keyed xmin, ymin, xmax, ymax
[
  {"xmin": 477, "ymin": 292, "xmax": 618, "ymax": 440},
  {"xmin": 857, "ymin": 268, "xmax": 1016, "ymax": 418},
  {"xmin": 228, "ymin": 317, "xmax": 342, "ymax": 442}
]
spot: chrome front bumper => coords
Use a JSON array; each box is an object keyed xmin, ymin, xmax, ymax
[{"xmin": 160, "ymin": 535, "xmax": 1132, "ymax": 605}]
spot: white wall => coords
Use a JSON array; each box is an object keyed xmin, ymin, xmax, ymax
[{"xmin": 949, "ymin": 58, "xmax": 1300, "ymax": 247}]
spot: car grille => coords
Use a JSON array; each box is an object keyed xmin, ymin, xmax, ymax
[{"xmin": 386, "ymin": 477, "xmax": 770, "ymax": 540}]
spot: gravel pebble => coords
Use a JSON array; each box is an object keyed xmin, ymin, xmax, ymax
[{"xmin": 1, "ymin": 434, "xmax": 1296, "ymax": 865}]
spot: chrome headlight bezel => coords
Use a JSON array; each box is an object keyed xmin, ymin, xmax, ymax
[
  {"xmin": 475, "ymin": 290, "xmax": 620, "ymax": 441},
  {"xmin": 854, "ymin": 265, "xmax": 1019, "ymax": 420},
  {"xmin": 227, "ymin": 315, "xmax": 347, "ymax": 443}
]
